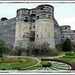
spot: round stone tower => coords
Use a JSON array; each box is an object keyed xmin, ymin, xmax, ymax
[
  {"xmin": 14, "ymin": 8, "xmax": 31, "ymax": 48},
  {"xmin": 61, "ymin": 25, "xmax": 71, "ymax": 43},
  {"xmin": 35, "ymin": 5, "xmax": 55, "ymax": 48}
]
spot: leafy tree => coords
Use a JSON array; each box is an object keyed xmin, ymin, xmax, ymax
[
  {"xmin": 62, "ymin": 38, "xmax": 72, "ymax": 51},
  {"xmin": 1, "ymin": 17, "xmax": 8, "ymax": 21},
  {"xmin": 0, "ymin": 40, "xmax": 5, "ymax": 57},
  {"xmin": 28, "ymin": 42, "xmax": 58, "ymax": 56}
]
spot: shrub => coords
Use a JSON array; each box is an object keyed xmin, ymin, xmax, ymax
[
  {"xmin": 0, "ymin": 40, "xmax": 5, "ymax": 57},
  {"xmin": 28, "ymin": 42, "xmax": 58, "ymax": 56},
  {"xmin": 19, "ymin": 60, "xmax": 22, "ymax": 63},
  {"xmin": 42, "ymin": 62, "xmax": 52, "ymax": 67},
  {"xmin": 62, "ymin": 38, "xmax": 72, "ymax": 51},
  {"xmin": 55, "ymin": 44, "xmax": 63, "ymax": 51},
  {"xmin": 1, "ymin": 58, "xmax": 4, "ymax": 60},
  {"xmin": 41, "ymin": 58, "xmax": 46, "ymax": 61},
  {"xmin": 49, "ymin": 48, "xmax": 58, "ymax": 56},
  {"xmin": 37, "ymin": 64, "xmax": 42, "ymax": 67},
  {"xmin": 18, "ymin": 57, "xmax": 21, "ymax": 59},
  {"xmin": 9, "ymin": 50, "xmax": 17, "ymax": 55},
  {"xmin": 21, "ymin": 48, "xmax": 31, "ymax": 56},
  {"xmin": 12, "ymin": 67, "xmax": 21, "ymax": 70},
  {"xmin": 65, "ymin": 52, "xmax": 74, "ymax": 56}
]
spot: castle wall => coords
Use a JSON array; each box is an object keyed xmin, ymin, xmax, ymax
[
  {"xmin": 54, "ymin": 25, "xmax": 62, "ymax": 45},
  {"xmin": 0, "ymin": 4, "xmax": 75, "ymax": 50},
  {"xmin": 0, "ymin": 17, "xmax": 16, "ymax": 48},
  {"xmin": 14, "ymin": 21, "xmax": 31, "ymax": 48},
  {"xmin": 61, "ymin": 25, "xmax": 71, "ymax": 43},
  {"xmin": 35, "ymin": 19, "xmax": 55, "ymax": 48},
  {"xmin": 71, "ymin": 30, "xmax": 75, "ymax": 40}
]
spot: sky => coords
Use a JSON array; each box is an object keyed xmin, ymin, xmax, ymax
[{"xmin": 0, "ymin": 2, "xmax": 75, "ymax": 30}]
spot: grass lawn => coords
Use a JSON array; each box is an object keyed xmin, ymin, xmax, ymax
[
  {"xmin": 54, "ymin": 57, "xmax": 75, "ymax": 64},
  {"xmin": 0, "ymin": 57, "xmax": 38, "ymax": 70}
]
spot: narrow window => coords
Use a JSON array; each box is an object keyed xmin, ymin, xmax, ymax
[
  {"xmin": 37, "ymin": 16, "xmax": 39, "ymax": 19},
  {"xmin": 73, "ymin": 31, "xmax": 75, "ymax": 33},
  {"xmin": 65, "ymin": 27, "xmax": 67, "ymax": 30},
  {"xmin": 33, "ymin": 19, "xmax": 35, "ymax": 22},
  {"xmin": 33, "ymin": 26, "xmax": 35, "ymax": 28},
  {"xmin": 30, "ymin": 27, "xmax": 31, "ymax": 29},
  {"xmin": 37, "ymin": 35, "xmax": 38, "ymax": 37}
]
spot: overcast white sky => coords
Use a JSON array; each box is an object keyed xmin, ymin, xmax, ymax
[{"xmin": 0, "ymin": 3, "xmax": 75, "ymax": 30}]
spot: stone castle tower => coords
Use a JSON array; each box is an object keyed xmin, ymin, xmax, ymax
[
  {"xmin": 0, "ymin": 4, "xmax": 75, "ymax": 49},
  {"xmin": 14, "ymin": 5, "xmax": 55, "ymax": 48}
]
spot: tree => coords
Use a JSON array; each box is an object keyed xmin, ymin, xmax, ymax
[
  {"xmin": 1, "ymin": 17, "xmax": 8, "ymax": 21},
  {"xmin": 0, "ymin": 40, "xmax": 5, "ymax": 57},
  {"xmin": 62, "ymin": 38, "xmax": 72, "ymax": 51}
]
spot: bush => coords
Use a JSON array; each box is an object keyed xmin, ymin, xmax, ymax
[
  {"xmin": 49, "ymin": 48, "xmax": 58, "ymax": 56},
  {"xmin": 12, "ymin": 67, "xmax": 21, "ymax": 70},
  {"xmin": 41, "ymin": 58, "xmax": 46, "ymax": 61},
  {"xmin": 55, "ymin": 44, "xmax": 63, "ymax": 51},
  {"xmin": 28, "ymin": 42, "xmax": 58, "ymax": 56},
  {"xmin": 37, "ymin": 64, "xmax": 42, "ymax": 67},
  {"xmin": 42, "ymin": 62, "xmax": 52, "ymax": 67},
  {"xmin": 18, "ymin": 57, "xmax": 21, "ymax": 59},
  {"xmin": 9, "ymin": 50, "xmax": 17, "ymax": 55},
  {"xmin": 62, "ymin": 38, "xmax": 72, "ymax": 51},
  {"xmin": 65, "ymin": 52, "xmax": 74, "ymax": 56},
  {"xmin": 1, "ymin": 58, "xmax": 4, "ymax": 60},
  {"xmin": 22, "ymin": 48, "xmax": 31, "ymax": 56},
  {"xmin": 19, "ymin": 60, "xmax": 22, "ymax": 63}
]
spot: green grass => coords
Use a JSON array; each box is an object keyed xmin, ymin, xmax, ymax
[
  {"xmin": 54, "ymin": 51, "xmax": 75, "ymax": 64},
  {"xmin": 54, "ymin": 57, "xmax": 75, "ymax": 64},
  {"xmin": 0, "ymin": 57, "xmax": 38, "ymax": 70}
]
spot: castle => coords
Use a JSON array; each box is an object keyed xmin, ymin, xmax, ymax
[{"xmin": 0, "ymin": 4, "xmax": 75, "ymax": 49}]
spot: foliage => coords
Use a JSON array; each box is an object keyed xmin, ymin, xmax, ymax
[
  {"xmin": 19, "ymin": 60, "xmax": 22, "ymax": 63},
  {"xmin": 62, "ymin": 38, "xmax": 72, "ymax": 51},
  {"xmin": 54, "ymin": 56, "xmax": 75, "ymax": 64},
  {"xmin": 28, "ymin": 42, "xmax": 58, "ymax": 56},
  {"xmin": 0, "ymin": 57, "xmax": 38, "ymax": 70},
  {"xmin": 42, "ymin": 61, "xmax": 52, "ymax": 67},
  {"xmin": 1, "ymin": 17, "xmax": 8, "ymax": 21},
  {"xmin": 37, "ymin": 64, "xmax": 42, "ymax": 67},
  {"xmin": 65, "ymin": 52, "xmax": 74, "ymax": 56},
  {"xmin": 9, "ymin": 50, "xmax": 17, "ymax": 55},
  {"xmin": 15, "ymin": 46, "xmax": 22, "ymax": 56},
  {"xmin": 12, "ymin": 67, "xmax": 21, "ymax": 70},
  {"xmin": 0, "ymin": 40, "xmax": 5, "ymax": 57},
  {"xmin": 55, "ymin": 44, "xmax": 63, "ymax": 51},
  {"xmin": 21, "ymin": 48, "xmax": 31, "ymax": 56}
]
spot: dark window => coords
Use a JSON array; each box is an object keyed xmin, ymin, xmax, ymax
[
  {"xmin": 30, "ymin": 27, "xmax": 31, "ymax": 29},
  {"xmin": 32, "ymin": 11, "xmax": 34, "ymax": 13},
  {"xmin": 37, "ymin": 16, "xmax": 39, "ymax": 19},
  {"xmin": 24, "ymin": 17, "xmax": 28, "ymax": 22},
  {"xmin": 33, "ymin": 19, "xmax": 35, "ymax": 22},
  {"xmin": 28, "ymin": 12, "xmax": 29, "ymax": 15},
  {"xmin": 25, "ymin": 17, "xmax": 28, "ymax": 19},
  {"xmin": 63, "ymin": 36, "xmax": 64, "ymax": 38},
  {"xmin": 65, "ymin": 27, "xmax": 67, "ymax": 30},
  {"xmin": 73, "ymin": 31, "xmax": 75, "ymax": 33},
  {"xmin": 23, "ymin": 35, "xmax": 25, "ymax": 39},
  {"xmin": 24, "ymin": 19, "xmax": 28, "ymax": 22},
  {"xmin": 33, "ymin": 26, "xmax": 35, "ymax": 28},
  {"xmin": 37, "ymin": 35, "xmax": 38, "ymax": 37},
  {"xmin": 40, "ymin": 6, "xmax": 44, "ymax": 10}
]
